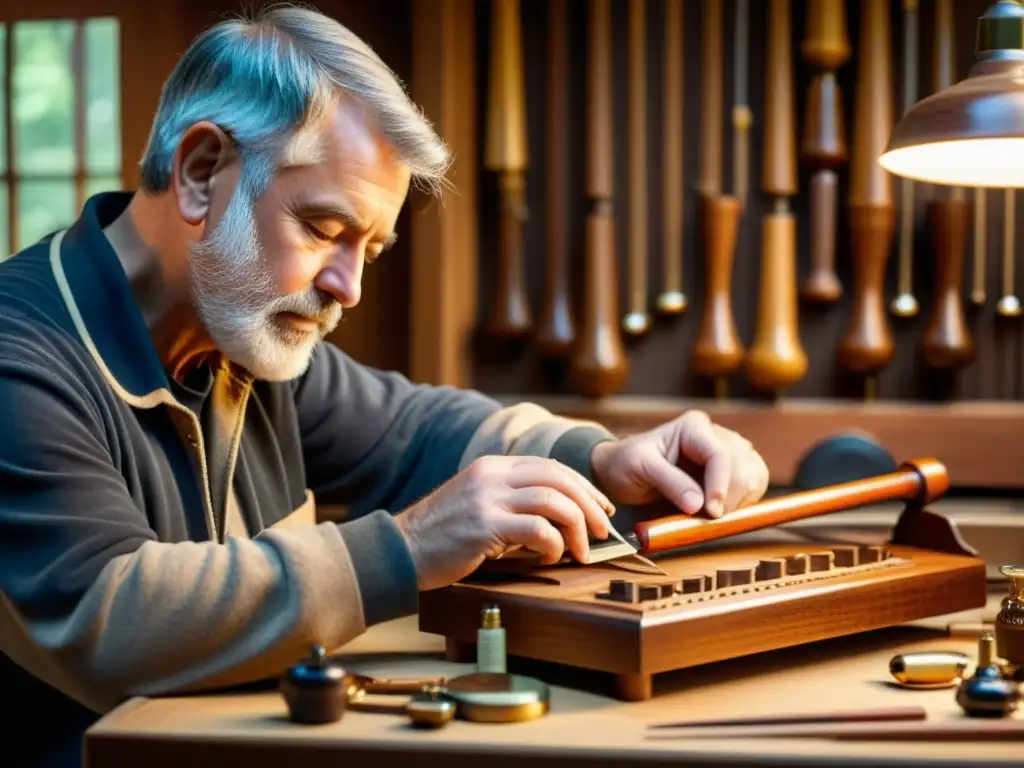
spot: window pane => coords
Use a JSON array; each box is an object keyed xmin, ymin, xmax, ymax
[
  {"xmin": 85, "ymin": 19, "xmax": 120, "ymax": 175},
  {"xmin": 85, "ymin": 174, "xmax": 120, "ymax": 203},
  {"xmin": 0, "ymin": 24, "xmax": 6, "ymax": 176},
  {"xmin": 17, "ymin": 180, "xmax": 75, "ymax": 249},
  {"xmin": 0, "ymin": 184, "xmax": 9, "ymax": 257},
  {"xmin": 13, "ymin": 21, "xmax": 76, "ymax": 174}
]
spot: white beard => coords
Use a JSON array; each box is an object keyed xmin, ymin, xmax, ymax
[{"xmin": 187, "ymin": 189, "xmax": 342, "ymax": 381}]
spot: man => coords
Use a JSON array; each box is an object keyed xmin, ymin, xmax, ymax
[{"xmin": 0, "ymin": 5, "xmax": 768, "ymax": 765}]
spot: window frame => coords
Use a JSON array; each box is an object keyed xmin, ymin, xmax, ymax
[{"xmin": 0, "ymin": 1, "xmax": 126, "ymax": 254}]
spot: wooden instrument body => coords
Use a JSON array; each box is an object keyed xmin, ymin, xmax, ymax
[{"xmin": 419, "ymin": 506, "xmax": 987, "ymax": 703}]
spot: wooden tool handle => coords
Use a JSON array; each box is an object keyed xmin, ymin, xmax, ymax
[
  {"xmin": 586, "ymin": 0, "xmax": 613, "ymax": 199},
  {"xmin": 921, "ymin": 198, "xmax": 975, "ymax": 370},
  {"xmin": 698, "ymin": 0, "xmax": 723, "ymax": 196},
  {"xmin": 484, "ymin": 0, "xmax": 530, "ymax": 338},
  {"xmin": 691, "ymin": 195, "xmax": 744, "ymax": 378},
  {"xmin": 624, "ymin": 0, "xmax": 650, "ymax": 333},
  {"xmin": 802, "ymin": 170, "xmax": 842, "ymax": 301},
  {"xmin": 632, "ymin": 458, "xmax": 948, "ymax": 554},
  {"xmin": 838, "ymin": 202, "xmax": 896, "ymax": 374},
  {"xmin": 536, "ymin": 0, "xmax": 574, "ymax": 356},
  {"xmin": 658, "ymin": 0, "xmax": 685, "ymax": 312},
  {"xmin": 849, "ymin": 0, "xmax": 893, "ymax": 208},
  {"xmin": 762, "ymin": 0, "xmax": 797, "ymax": 198},
  {"xmin": 570, "ymin": 0, "xmax": 629, "ymax": 396},
  {"xmin": 569, "ymin": 207, "xmax": 630, "ymax": 396},
  {"xmin": 745, "ymin": 209, "xmax": 807, "ymax": 391},
  {"xmin": 800, "ymin": 0, "xmax": 848, "ymax": 304},
  {"xmin": 489, "ymin": 171, "xmax": 531, "ymax": 337}
]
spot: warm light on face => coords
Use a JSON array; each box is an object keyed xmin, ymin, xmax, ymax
[{"xmin": 880, "ymin": 137, "xmax": 1024, "ymax": 188}]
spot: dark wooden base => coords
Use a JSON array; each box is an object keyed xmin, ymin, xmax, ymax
[
  {"xmin": 502, "ymin": 395, "xmax": 1024, "ymax": 489},
  {"xmin": 419, "ymin": 535, "xmax": 988, "ymax": 701}
]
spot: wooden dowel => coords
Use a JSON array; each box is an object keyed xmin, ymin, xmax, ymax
[
  {"xmin": 649, "ymin": 706, "xmax": 926, "ymax": 729},
  {"xmin": 633, "ymin": 458, "xmax": 946, "ymax": 554},
  {"xmin": 648, "ymin": 721, "xmax": 1024, "ymax": 741}
]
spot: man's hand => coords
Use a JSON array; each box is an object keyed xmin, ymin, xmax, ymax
[
  {"xmin": 393, "ymin": 455, "xmax": 615, "ymax": 591},
  {"xmin": 589, "ymin": 410, "xmax": 768, "ymax": 519}
]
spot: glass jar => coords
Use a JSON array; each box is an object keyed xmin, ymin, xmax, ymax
[{"xmin": 995, "ymin": 565, "xmax": 1024, "ymax": 668}]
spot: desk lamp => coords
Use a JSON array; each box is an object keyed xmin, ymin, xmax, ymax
[{"xmin": 880, "ymin": 0, "xmax": 1024, "ymax": 187}]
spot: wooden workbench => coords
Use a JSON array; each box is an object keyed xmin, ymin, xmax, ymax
[{"xmin": 84, "ymin": 590, "xmax": 1020, "ymax": 767}]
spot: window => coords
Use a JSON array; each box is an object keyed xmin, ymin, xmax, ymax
[{"xmin": 0, "ymin": 17, "xmax": 120, "ymax": 255}]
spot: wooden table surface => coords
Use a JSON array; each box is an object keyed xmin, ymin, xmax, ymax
[{"xmin": 84, "ymin": 590, "xmax": 1021, "ymax": 768}]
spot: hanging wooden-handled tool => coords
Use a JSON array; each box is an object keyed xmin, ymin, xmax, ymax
[
  {"xmin": 799, "ymin": 0, "xmax": 849, "ymax": 304},
  {"xmin": 691, "ymin": 0, "xmax": 744, "ymax": 400},
  {"xmin": 535, "ymin": 0, "xmax": 575, "ymax": 357},
  {"xmin": 569, "ymin": 0, "xmax": 630, "ymax": 396},
  {"xmin": 657, "ymin": 0, "xmax": 687, "ymax": 316},
  {"xmin": 623, "ymin": 0, "xmax": 652, "ymax": 336},
  {"xmin": 920, "ymin": 0, "xmax": 975, "ymax": 370},
  {"xmin": 745, "ymin": 0, "xmax": 808, "ymax": 395},
  {"xmin": 996, "ymin": 189, "xmax": 1021, "ymax": 317},
  {"xmin": 838, "ymin": 0, "xmax": 896, "ymax": 401},
  {"xmin": 891, "ymin": 0, "xmax": 919, "ymax": 319},
  {"xmin": 484, "ymin": 0, "xmax": 531, "ymax": 339}
]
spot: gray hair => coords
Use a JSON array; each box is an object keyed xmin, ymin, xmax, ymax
[{"xmin": 138, "ymin": 2, "xmax": 451, "ymax": 200}]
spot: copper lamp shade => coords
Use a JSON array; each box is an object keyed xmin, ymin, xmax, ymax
[{"xmin": 879, "ymin": 0, "xmax": 1024, "ymax": 187}]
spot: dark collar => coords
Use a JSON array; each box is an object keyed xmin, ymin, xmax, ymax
[{"xmin": 53, "ymin": 192, "xmax": 174, "ymax": 403}]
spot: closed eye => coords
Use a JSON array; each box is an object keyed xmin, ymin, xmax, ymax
[{"xmin": 302, "ymin": 220, "xmax": 334, "ymax": 241}]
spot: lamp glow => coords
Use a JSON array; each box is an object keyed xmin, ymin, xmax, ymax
[{"xmin": 879, "ymin": 0, "xmax": 1024, "ymax": 187}]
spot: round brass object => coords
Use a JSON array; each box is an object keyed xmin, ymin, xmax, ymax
[
  {"xmin": 889, "ymin": 651, "xmax": 971, "ymax": 689},
  {"xmin": 406, "ymin": 686, "xmax": 458, "ymax": 729},
  {"xmin": 443, "ymin": 672, "xmax": 551, "ymax": 723}
]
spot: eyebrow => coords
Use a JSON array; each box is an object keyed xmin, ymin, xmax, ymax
[{"xmin": 293, "ymin": 201, "xmax": 398, "ymax": 248}]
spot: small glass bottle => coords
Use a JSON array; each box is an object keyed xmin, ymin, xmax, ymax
[
  {"xmin": 476, "ymin": 605, "xmax": 507, "ymax": 674},
  {"xmin": 995, "ymin": 565, "xmax": 1024, "ymax": 669}
]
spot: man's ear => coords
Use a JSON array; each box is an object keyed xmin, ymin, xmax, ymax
[{"xmin": 172, "ymin": 121, "xmax": 236, "ymax": 226}]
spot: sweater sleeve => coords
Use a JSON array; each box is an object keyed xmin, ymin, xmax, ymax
[
  {"xmin": 292, "ymin": 342, "xmax": 619, "ymax": 516},
  {"xmin": 0, "ymin": 356, "xmax": 374, "ymax": 714}
]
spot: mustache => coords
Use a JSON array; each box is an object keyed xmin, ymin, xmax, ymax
[{"xmin": 271, "ymin": 289, "xmax": 341, "ymax": 324}]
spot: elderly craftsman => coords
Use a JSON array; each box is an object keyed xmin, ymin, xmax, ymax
[{"xmin": 0, "ymin": 5, "xmax": 767, "ymax": 766}]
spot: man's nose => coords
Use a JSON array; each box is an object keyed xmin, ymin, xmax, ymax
[{"xmin": 314, "ymin": 253, "xmax": 363, "ymax": 308}]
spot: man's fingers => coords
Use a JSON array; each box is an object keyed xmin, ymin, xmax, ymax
[
  {"xmin": 501, "ymin": 456, "xmax": 613, "ymax": 538},
  {"xmin": 494, "ymin": 512, "xmax": 565, "ymax": 565},
  {"xmin": 503, "ymin": 487, "xmax": 596, "ymax": 563},
  {"xmin": 637, "ymin": 452, "xmax": 705, "ymax": 514},
  {"xmin": 677, "ymin": 412, "xmax": 731, "ymax": 518}
]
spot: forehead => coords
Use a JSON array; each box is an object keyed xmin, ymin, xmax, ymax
[{"xmin": 274, "ymin": 100, "xmax": 411, "ymax": 216}]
